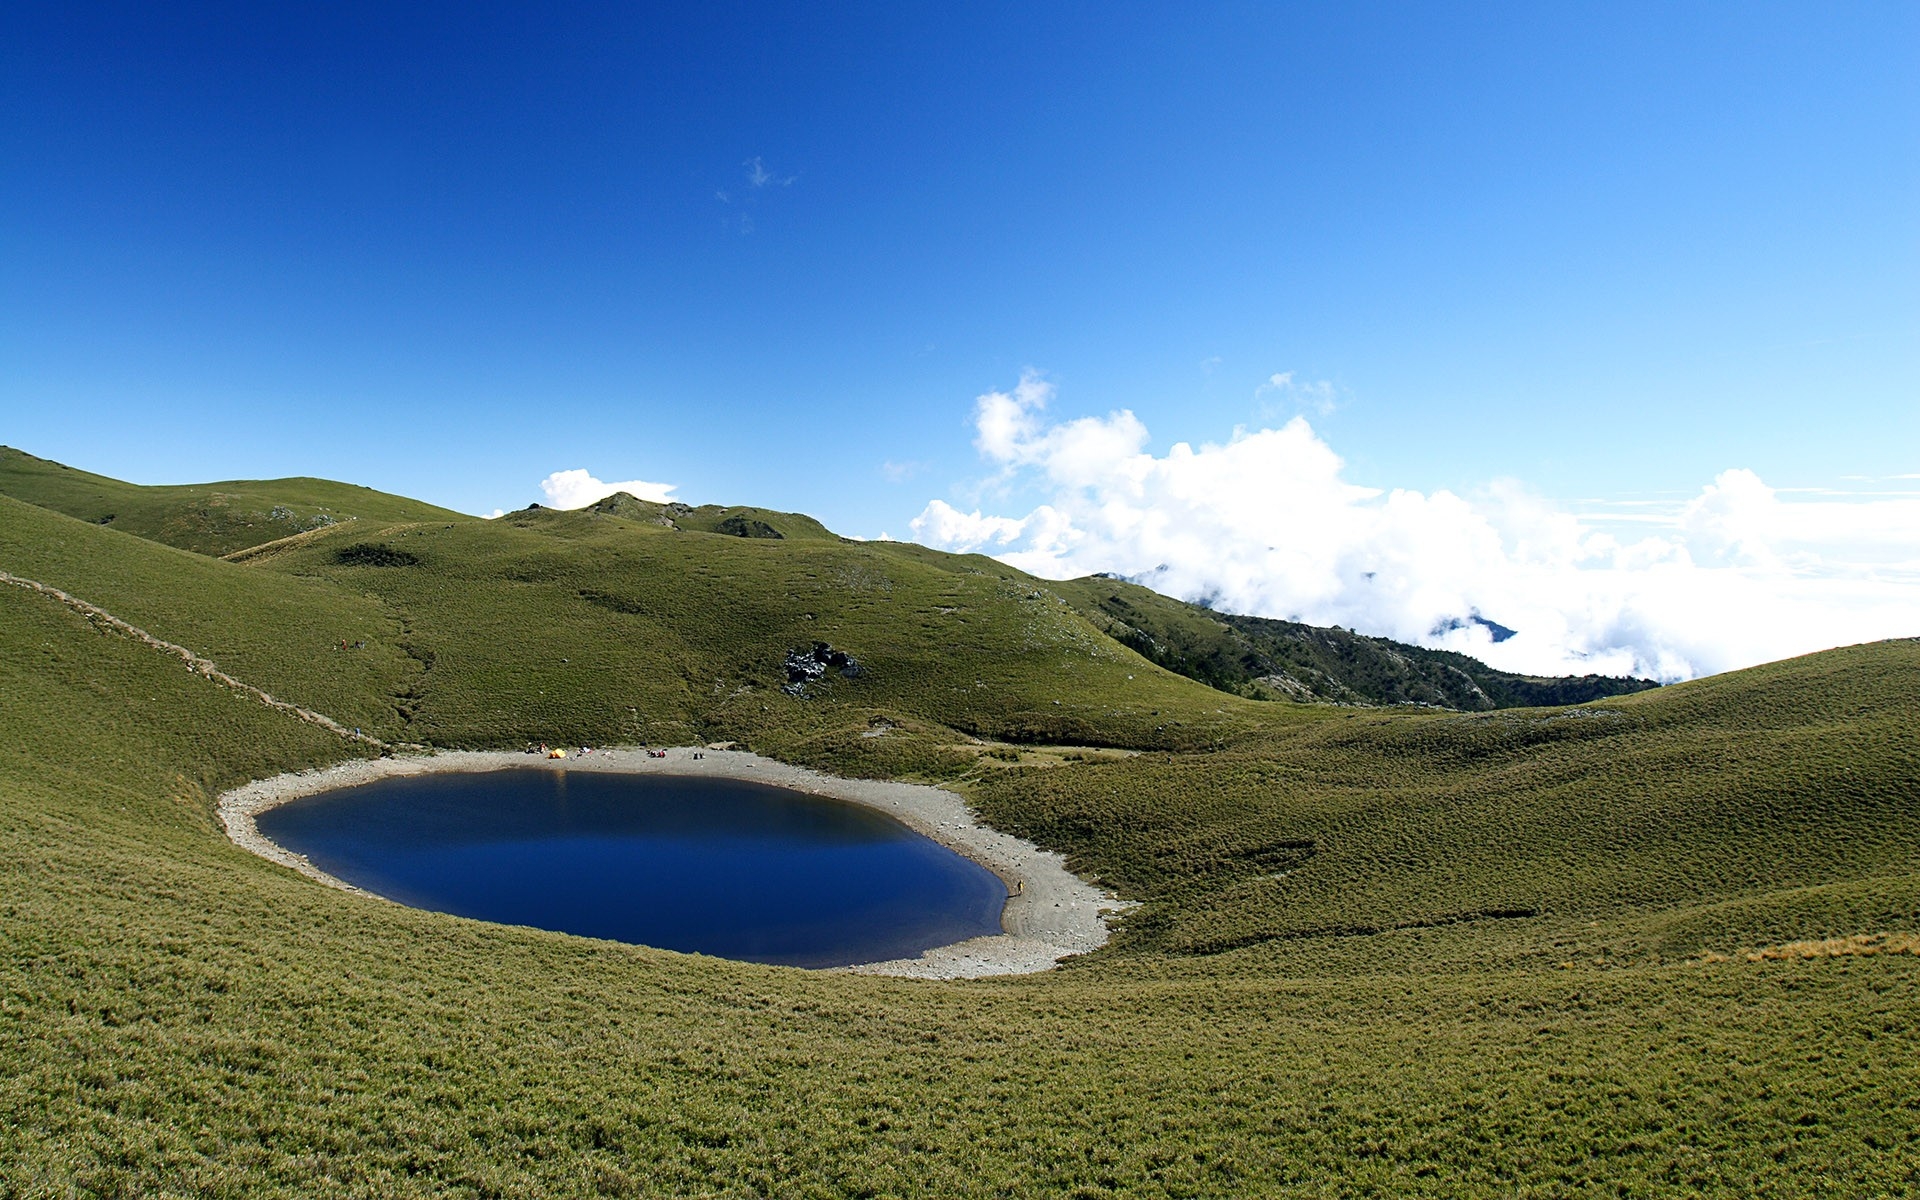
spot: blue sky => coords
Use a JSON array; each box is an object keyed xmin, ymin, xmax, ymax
[{"xmin": 4, "ymin": 3, "xmax": 1916, "ymax": 675}]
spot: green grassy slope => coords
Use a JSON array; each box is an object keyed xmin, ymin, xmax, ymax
[
  {"xmin": 235, "ymin": 503, "xmax": 1267, "ymax": 756},
  {"xmin": 969, "ymin": 640, "xmax": 1920, "ymax": 961},
  {"xmin": 0, "ymin": 446, "xmax": 461, "ymax": 556},
  {"xmin": 2, "ymin": 459, "xmax": 1916, "ymax": 1197},
  {"xmin": 3, "ymin": 450, "xmax": 1661, "ymax": 718},
  {"xmin": 0, "ymin": 495, "xmax": 417, "ymax": 736}
]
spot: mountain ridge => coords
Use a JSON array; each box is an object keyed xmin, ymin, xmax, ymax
[
  {"xmin": 1054, "ymin": 574, "xmax": 1658, "ymax": 709},
  {"xmin": 0, "ymin": 447, "xmax": 1656, "ymax": 714}
]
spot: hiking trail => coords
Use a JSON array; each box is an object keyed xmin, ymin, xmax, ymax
[{"xmin": 0, "ymin": 568, "xmax": 400, "ymax": 751}]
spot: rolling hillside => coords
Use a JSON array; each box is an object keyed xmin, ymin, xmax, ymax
[
  {"xmin": 1, "ymin": 455, "xmax": 1915, "ymax": 1197},
  {"xmin": 0, "ymin": 448, "xmax": 1656, "ymax": 724},
  {"xmin": 0, "ymin": 446, "xmax": 461, "ymax": 557}
]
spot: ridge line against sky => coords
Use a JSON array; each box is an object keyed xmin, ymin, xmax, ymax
[
  {"xmin": 538, "ymin": 369, "xmax": 1920, "ymax": 683},
  {"xmin": 3, "ymin": 3, "xmax": 1914, "ymax": 677}
]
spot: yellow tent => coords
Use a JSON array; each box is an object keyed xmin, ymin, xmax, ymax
[{"xmin": 547, "ymin": 748, "xmax": 566, "ymax": 759}]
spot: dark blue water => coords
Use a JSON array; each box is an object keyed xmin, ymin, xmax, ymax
[{"xmin": 256, "ymin": 768, "xmax": 1008, "ymax": 968}]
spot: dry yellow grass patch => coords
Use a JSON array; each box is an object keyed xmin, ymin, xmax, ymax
[
  {"xmin": 220, "ymin": 519, "xmax": 362, "ymax": 563},
  {"xmin": 1698, "ymin": 932, "xmax": 1920, "ymax": 964},
  {"xmin": 957, "ymin": 743, "xmax": 1144, "ymax": 769}
]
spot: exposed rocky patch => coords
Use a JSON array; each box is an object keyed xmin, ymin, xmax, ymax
[
  {"xmin": 783, "ymin": 642, "xmax": 861, "ymax": 695},
  {"xmin": 718, "ymin": 514, "xmax": 783, "ymax": 539}
]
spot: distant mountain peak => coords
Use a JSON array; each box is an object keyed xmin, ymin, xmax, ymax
[{"xmin": 1431, "ymin": 613, "xmax": 1518, "ymax": 643}]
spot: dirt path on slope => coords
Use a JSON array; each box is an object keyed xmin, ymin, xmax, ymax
[{"xmin": 0, "ymin": 569, "xmax": 390, "ymax": 750}]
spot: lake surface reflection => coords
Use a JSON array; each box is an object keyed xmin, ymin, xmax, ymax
[{"xmin": 256, "ymin": 768, "xmax": 1008, "ymax": 968}]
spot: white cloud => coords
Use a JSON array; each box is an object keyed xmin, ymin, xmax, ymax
[
  {"xmin": 911, "ymin": 375, "xmax": 1920, "ymax": 681},
  {"xmin": 538, "ymin": 468, "xmax": 677, "ymax": 509},
  {"xmin": 745, "ymin": 156, "xmax": 795, "ymax": 188},
  {"xmin": 1256, "ymin": 370, "xmax": 1338, "ymax": 416}
]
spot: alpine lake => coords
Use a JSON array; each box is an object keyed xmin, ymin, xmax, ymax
[{"xmin": 255, "ymin": 768, "xmax": 1009, "ymax": 968}]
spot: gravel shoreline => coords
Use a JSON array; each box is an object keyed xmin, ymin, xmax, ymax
[{"xmin": 218, "ymin": 747, "xmax": 1127, "ymax": 979}]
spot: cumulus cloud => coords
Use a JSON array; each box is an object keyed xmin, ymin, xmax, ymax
[
  {"xmin": 538, "ymin": 468, "xmax": 677, "ymax": 509},
  {"xmin": 910, "ymin": 372, "xmax": 1920, "ymax": 681}
]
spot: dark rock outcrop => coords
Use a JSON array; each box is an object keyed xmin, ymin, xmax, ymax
[
  {"xmin": 782, "ymin": 642, "xmax": 861, "ymax": 695},
  {"xmin": 719, "ymin": 515, "xmax": 784, "ymax": 540}
]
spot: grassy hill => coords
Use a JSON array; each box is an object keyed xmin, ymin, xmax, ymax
[
  {"xmin": 2, "ymin": 456, "xmax": 1915, "ymax": 1197},
  {"xmin": 0, "ymin": 445, "xmax": 460, "ymax": 557},
  {"xmin": 581, "ymin": 490, "xmax": 845, "ymax": 542}
]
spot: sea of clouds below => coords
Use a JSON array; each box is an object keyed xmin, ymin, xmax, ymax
[{"xmin": 905, "ymin": 374, "xmax": 1920, "ymax": 683}]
